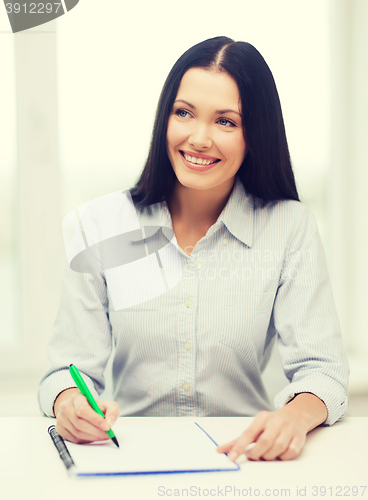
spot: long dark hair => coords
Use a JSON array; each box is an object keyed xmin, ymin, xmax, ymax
[{"xmin": 130, "ymin": 36, "xmax": 299, "ymax": 206}]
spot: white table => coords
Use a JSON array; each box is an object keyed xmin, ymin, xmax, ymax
[{"xmin": 1, "ymin": 417, "xmax": 367, "ymax": 500}]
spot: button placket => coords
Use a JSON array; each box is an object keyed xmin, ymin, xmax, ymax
[{"xmin": 175, "ymin": 259, "xmax": 198, "ymax": 416}]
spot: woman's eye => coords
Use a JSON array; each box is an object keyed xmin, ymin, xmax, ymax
[
  {"xmin": 175, "ymin": 109, "xmax": 190, "ymax": 118},
  {"xmin": 218, "ymin": 118, "xmax": 235, "ymax": 127}
]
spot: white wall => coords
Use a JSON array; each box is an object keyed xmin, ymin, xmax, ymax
[{"xmin": 0, "ymin": 0, "xmax": 367, "ymax": 415}]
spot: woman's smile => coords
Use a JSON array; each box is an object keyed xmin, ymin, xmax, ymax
[
  {"xmin": 180, "ymin": 150, "xmax": 221, "ymax": 170},
  {"xmin": 180, "ymin": 150, "xmax": 220, "ymax": 165}
]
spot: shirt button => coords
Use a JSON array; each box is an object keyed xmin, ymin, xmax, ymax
[
  {"xmin": 185, "ymin": 299, "xmax": 193, "ymax": 308},
  {"xmin": 222, "ymin": 238, "xmax": 228, "ymax": 245},
  {"xmin": 183, "ymin": 384, "xmax": 190, "ymax": 391},
  {"xmin": 213, "ymin": 226, "xmax": 219, "ymax": 233},
  {"xmin": 195, "ymin": 262, "xmax": 201, "ymax": 270},
  {"xmin": 184, "ymin": 342, "xmax": 192, "ymax": 351}
]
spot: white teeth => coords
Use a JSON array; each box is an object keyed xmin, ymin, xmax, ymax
[{"xmin": 183, "ymin": 153, "xmax": 217, "ymax": 165}]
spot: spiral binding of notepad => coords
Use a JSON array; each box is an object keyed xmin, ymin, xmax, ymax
[{"xmin": 48, "ymin": 425, "xmax": 76, "ymax": 472}]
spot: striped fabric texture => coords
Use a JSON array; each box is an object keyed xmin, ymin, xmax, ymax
[{"xmin": 38, "ymin": 175, "xmax": 349, "ymax": 424}]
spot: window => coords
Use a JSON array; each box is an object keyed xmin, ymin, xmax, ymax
[{"xmin": 0, "ymin": 37, "xmax": 19, "ymax": 347}]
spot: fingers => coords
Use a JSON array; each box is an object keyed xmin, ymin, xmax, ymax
[
  {"xmin": 55, "ymin": 393, "xmax": 120, "ymax": 445},
  {"xmin": 223, "ymin": 411, "xmax": 269, "ymax": 461},
  {"xmin": 56, "ymin": 395, "xmax": 109, "ymax": 444},
  {"xmin": 97, "ymin": 400, "xmax": 120, "ymax": 430},
  {"xmin": 251, "ymin": 420, "xmax": 306, "ymax": 461},
  {"xmin": 216, "ymin": 438, "xmax": 237, "ymax": 454},
  {"xmin": 248, "ymin": 427, "xmax": 293, "ymax": 461},
  {"xmin": 57, "ymin": 412, "xmax": 109, "ymax": 444},
  {"xmin": 278, "ymin": 435, "xmax": 306, "ymax": 461},
  {"xmin": 217, "ymin": 411, "xmax": 307, "ymax": 462}
]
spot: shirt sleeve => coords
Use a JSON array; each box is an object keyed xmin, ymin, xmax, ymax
[
  {"xmin": 38, "ymin": 263, "xmax": 113, "ymax": 417},
  {"xmin": 273, "ymin": 204, "xmax": 349, "ymax": 425}
]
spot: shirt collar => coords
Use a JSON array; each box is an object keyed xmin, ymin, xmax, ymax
[
  {"xmin": 133, "ymin": 175, "xmax": 254, "ymax": 248},
  {"xmin": 217, "ymin": 175, "xmax": 254, "ymax": 248}
]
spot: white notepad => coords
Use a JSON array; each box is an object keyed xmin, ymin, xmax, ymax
[{"xmin": 65, "ymin": 421, "xmax": 240, "ymax": 476}]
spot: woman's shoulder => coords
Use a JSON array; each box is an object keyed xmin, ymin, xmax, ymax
[
  {"xmin": 253, "ymin": 194, "xmax": 315, "ymax": 226},
  {"xmin": 249, "ymin": 194, "xmax": 320, "ymax": 250},
  {"xmin": 235, "ymin": 175, "xmax": 311, "ymax": 225},
  {"xmin": 63, "ymin": 186, "xmax": 167, "ymax": 241},
  {"xmin": 62, "ymin": 187, "xmax": 146, "ymax": 261},
  {"xmin": 73, "ymin": 186, "xmax": 161, "ymax": 224},
  {"xmin": 78, "ymin": 186, "xmax": 133, "ymax": 212}
]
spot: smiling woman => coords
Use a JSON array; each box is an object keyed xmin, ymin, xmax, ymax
[
  {"xmin": 38, "ymin": 36, "xmax": 349, "ymax": 462},
  {"xmin": 167, "ymin": 69, "xmax": 246, "ymax": 187}
]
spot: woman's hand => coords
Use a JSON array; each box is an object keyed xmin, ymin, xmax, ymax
[
  {"xmin": 217, "ymin": 410, "xmax": 307, "ymax": 461},
  {"xmin": 217, "ymin": 393, "xmax": 328, "ymax": 461},
  {"xmin": 54, "ymin": 388, "xmax": 121, "ymax": 444}
]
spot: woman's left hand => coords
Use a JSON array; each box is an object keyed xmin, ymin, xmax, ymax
[{"xmin": 217, "ymin": 407, "xmax": 309, "ymax": 462}]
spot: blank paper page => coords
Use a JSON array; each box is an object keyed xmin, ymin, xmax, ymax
[{"xmin": 66, "ymin": 421, "xmax": 240, "ymax": 475}]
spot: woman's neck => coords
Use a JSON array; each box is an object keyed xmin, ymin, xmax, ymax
[{"xmin": 167, "ymin": 178, "xmax": 235, "ymax": 230}]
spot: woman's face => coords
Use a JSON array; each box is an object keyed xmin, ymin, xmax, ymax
[{"xmin": 166, "ymin": 67, "xmax": 247, "ymax": 194}]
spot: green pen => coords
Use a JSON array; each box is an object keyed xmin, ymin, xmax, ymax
[{"xmin": 69, "ymin": 364, "xmax": 119, "ymax": 448}]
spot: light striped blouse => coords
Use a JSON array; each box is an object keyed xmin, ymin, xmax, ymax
[{"xmin": 38, "ymin": 175, "xmax": 349, "ymax": 425}]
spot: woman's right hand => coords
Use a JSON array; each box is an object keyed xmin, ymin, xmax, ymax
[{"xmin": 53, "ymin": 388, "xmax": 121, "ymax": 444}]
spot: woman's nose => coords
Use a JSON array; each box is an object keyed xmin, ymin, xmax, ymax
[{"xmin": 188, "ymin": 124, "xmax": 212, "ymax": 150}]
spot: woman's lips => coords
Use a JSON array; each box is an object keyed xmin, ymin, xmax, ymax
[
  {"xmin": 179, "ymin": 150, "xmax": 220, "ymax": 171},
  {"xmin": 180, "ymin": 150, "xmax": 220, "ymax": 162}
]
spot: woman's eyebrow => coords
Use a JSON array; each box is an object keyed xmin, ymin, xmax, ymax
[
  {"xmin": 217, "ymin": 109, "xmax": 242, "ymax": 117},
  {"xmin": 174, "ymin": 99, "xmax": 241, "ymax": 116},
  {"xmin": 174, "ymin": 99, "xmax": 196, "ymax": 109}
]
